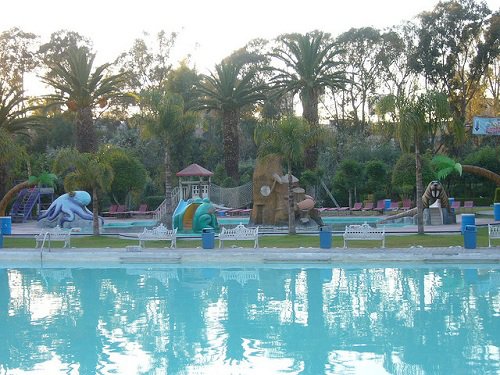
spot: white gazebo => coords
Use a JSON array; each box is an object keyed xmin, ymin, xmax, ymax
[{"xmin": 176, "ymin": 163, "xmax": 213, "ymax": 200}]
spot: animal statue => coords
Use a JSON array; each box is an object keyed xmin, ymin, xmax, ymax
[
  {"xmin": 38, "ymin": 191, "xmax": 101, "ymax": 228},
  {"xmin": 192, "ymin": 198, "xmax": 219, "ymax": 233},
  {"xmin": 382, "ymin": 181, "xmax": 450, "ymax": 224}
]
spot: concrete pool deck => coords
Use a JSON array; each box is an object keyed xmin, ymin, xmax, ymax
[{"xmin": 2, "ymin": 213, "xmax": 499, "ymax": 265}]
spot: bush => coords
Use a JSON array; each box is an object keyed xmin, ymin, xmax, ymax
[{"xmin": 494, "ymin": 188, "xmax": 500, "ymax": 203}]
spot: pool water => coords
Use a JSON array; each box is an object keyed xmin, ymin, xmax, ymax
[{"xmin": 0, "ymin": 266, "xmax": 498, "ymax": 374}]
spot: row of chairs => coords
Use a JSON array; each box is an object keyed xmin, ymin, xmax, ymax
[
  {"xmin": 450, "ymin": 200, "xmax": 474, "ymax": 212},
  {"xmin": 102, "ymin": 204, "xmax": 155, "ymax": 218},
  {"xmin": 319, "ymin": 199, "xmax": 413, "ymax": 215}
]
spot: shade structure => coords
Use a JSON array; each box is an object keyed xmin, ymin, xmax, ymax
[{"xmin": 176, "ymin": 164, "xmax": 213, "ymax": 177}]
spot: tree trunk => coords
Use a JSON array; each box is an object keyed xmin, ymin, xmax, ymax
[
  {"xmin": 92, "ymin": 187, "xmax": 100, "ymax": 236},
  {"xmin": 415, "ymin": 142, "xmax": 424, "ymax": 235},
  {"xmin": 76, "ymin": 106, "xmax": 97, "ymax": 153},
  {"xmin": 462, "ymin": 165, "xmax": 500, "ymax": 186},
  {"xmin": 0, "ymin": 180, "xmax": 33, "ymax": 216},
  {"xmin": 301, "ymin": 88, "xmax": 319, "ymax": 170},
  {"xmin": 164, "ymin": 148, "xmax": 173, "ymax": 228},
  {"xmin": 222, "ymin": 109, "xmax": 240, "ymax": 183},
  {"xmin": 287, "ymin": 161, "xmax": 296, "ymax": 235}
]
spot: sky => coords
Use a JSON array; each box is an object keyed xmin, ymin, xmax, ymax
[{"xmin": 2, "ymin": 0, "xmax": 499, "ymax": 76}]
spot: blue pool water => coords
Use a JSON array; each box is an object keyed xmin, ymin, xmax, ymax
[{"xmin": 0, "ymin": 266, "xmax": 498, "ymax": 374}]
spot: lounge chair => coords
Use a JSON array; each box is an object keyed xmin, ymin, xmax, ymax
[
  {"xmin": 350, "ymin": 202, "xmax": 363, "ymax": 212},
  {"xmin": 373, "ymin": 200, "xmax": 385, "ymax": 214},
  {"xmin": 102, "ymin": 204, "xmax": 118, "ymax": 217},
  {"xmin": 362, "ymin": 202, "xmax": 374, "ymax": 211},
  {"xmin": 389, "ymin": 201, "xmax": 400, "ymax": 211},
  {"xmin": 463, "ymin": 200, "xmax": 474, "ymax": 212},
  {"xmin": 114, "ymin": 205, "xmax": 131, "ymax": 218},
  {"xmin": 130, "ymin": 204, "xmax": 154, "ymax": 217},
  {"xmin": 401, "ymin": 199, "xmax": 412, "ymax": 211},
  {"xmin": 450, "ymin": 200, "xmax": 461, "ymax": 212}
]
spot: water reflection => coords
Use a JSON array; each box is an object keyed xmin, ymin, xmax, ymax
[{"xmin": 0, "ymin": 266, "xmax": 498, "ymax": 374}]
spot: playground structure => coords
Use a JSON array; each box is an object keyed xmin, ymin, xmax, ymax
[
  {"xmin": 171, "ymin": 164, "xmax": 219, "ymax": 233},
  {"xmin": 383, "ymin": 181, "xmax": 455, "ymax": 225},
  {"xmin": 9, "ymin": 187, "xmax": 54, "ymax": 223},
  {"xmin": 38, "ymin": 191, "xmax": 102, "ymax": 231},
  {"xmin": 249, "ymin": 155, "xmax": 323, "ymax": 227}
]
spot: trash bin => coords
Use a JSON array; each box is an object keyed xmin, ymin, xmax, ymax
[
  {"xmin": 319, "ymin": 226, "xmax": 332, "ymax": 249},
  {"xmin": 461, "ymin": 214, "xmax": 475, "ymax": 234},
  {"xmin": 384, "ymin": 199, "xmax": 392, "ymax": 211},
  {"xmin": 202, "ymin": 228, "xmax": 215, "ymax": 249},
  {"xmin": 494, "ymin": 203, "xmax": 500, "ymax": 221},
  {"xmin": 0, "ymin": 232, "xmax": 3, "ymax": 249},
  {"xmin": 0, "ymin": 216, "xmax": 11, "ymax": 235},
  {"xmin": 463, "ymin": 225, "xmax": 477, "ymax": 249}
]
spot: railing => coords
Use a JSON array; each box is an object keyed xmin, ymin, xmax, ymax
[
  {"xmin": 39, "ymin": 232, "xmax": 52, "ymax": 260},
  {"xmin": 153, "ymin": 188, "xmax": 180, "ymax": 222}
]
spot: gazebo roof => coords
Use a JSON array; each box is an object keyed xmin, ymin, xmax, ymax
[{"xmin": 176, "ymin": 163, "xmax": 213, "ymax": 177}]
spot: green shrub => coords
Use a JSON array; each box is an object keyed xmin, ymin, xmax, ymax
[{"xmin": 494, "ymin": 188, "xmax": 500, "ymax": 203}]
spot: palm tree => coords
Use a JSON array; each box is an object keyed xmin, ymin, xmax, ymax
[
  {"xmin": 432, "ymin": 155, "xmax": 500, "ymax": 185},
  {"xmin": 52, "ymin": 148, "xmax": 113, "ymax": 235},
  {"xmin": 377, "ymin": 92, "xmax": 450, "ymax": 234},
  {"xmin": 255, "ymin": 116, "xmax": 313, "ymax": 234},
  {"xmin": 269, "ymin": 31, "xmax": 346, "ymax": 169},
  {"xmin": 195, "ymin": 60, "xmax": 266, "ymax": 183},
  {"xmin": 141, "ymin": 91, "xmax": 198, "ymax": 227},
  {"xmin": 42, "ymin": 47, "xmax": 131, "ymax": 153}
]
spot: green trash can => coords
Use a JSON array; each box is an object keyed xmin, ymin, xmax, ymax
[{"xmin": 202, "ymin": 228, "xmax": 215, "ymax": 249}]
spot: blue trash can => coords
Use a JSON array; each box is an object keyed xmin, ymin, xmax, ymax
[
  {"xmin": 494, "ymin": 203, "xmax": 500, "ymax": 221},
  {"xmin": 0, "ymin": 232, "xmax": 3, "ymax": 249},
  {"xmin": 463, "ymin": 225, "xmax": 477, "ymax": 249},
  {"xmin": 0, "ymin": 216, "xmax": 11, "ymax": 235},
  {"xmin": 202, "ymin": 228, "xmax": 215, "ymax": 249},
  {"xmin": 384, "ymin": 199, "xmax": 392, "ymax": 211},
  {"xmin": 319, "ymin": 226, "xmax": 332, "ymax": 249},
  {"xmin": 461, "ymin": 214, "xmax": 475, "ymax": 234}
]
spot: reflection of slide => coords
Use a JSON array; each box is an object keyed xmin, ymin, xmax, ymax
[{"xmin": 173, "ymin": 198, "xmax": 219, "ymax": 233}]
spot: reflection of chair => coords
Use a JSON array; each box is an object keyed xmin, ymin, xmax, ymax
[{"xmin": 463, "ymin": 200, "xmax": 474, "ymax": 212}]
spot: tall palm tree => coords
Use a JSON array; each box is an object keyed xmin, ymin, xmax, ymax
[
  {"xmin": 195, "ymin": 60, "xmax": 266, "ymax": 183},
  {"xmin": 255, "ymin": 116, "xmax": 313, "ymax": 234},
  {"xmin": 269, "ymin": 31, "xmax": 346, "ymax": 169},
  {"xmin": 52, "ymin": 148, "xmax": 113, "ymax": 235},
  {"xmin": 42, "ymin": 47, "xmax": 131, "ymax": 153},
  {"xmin": 141, "ymin": 91, "xmax": 198, "ymax": 227},
  {"xmin": 378, "ymin": 92, "xmax": 450, "ymax": 234}
]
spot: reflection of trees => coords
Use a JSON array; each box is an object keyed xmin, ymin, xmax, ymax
[{"xmin": 0, "ymin": 266, "xmax": 498, "ymax": 374}]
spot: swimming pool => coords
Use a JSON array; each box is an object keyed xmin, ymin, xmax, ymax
[{"xmin": 0, "ymin": 265, "xmax": 498, "ymax": 374}]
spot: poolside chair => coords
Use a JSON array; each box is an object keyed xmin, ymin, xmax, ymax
[
  {"xmin": 362, "ymin": 202, "xmax": 374, "ymax": 211},
  {"xmin": 463, "ymin": 200, "xmax": 474, "ymax": 212},
  {"xmin": 373, "ymin": 200, "xmax": 385, "ymax": 214},
  {"xmin": 102, "ymin": 204, "xmax": 118, "ymax": 217},
  {"xmin": 115, "ymin": 205, "xmax": 131, "ymax": 218},
  {"xmin": 389, "ymin": 201, "xmax": 400, "ymax": 211},
  {"xmin": 450, "ymin": 200, "xmax": 461, "ymax": 212},
  {"xmin": 350, "ymin": 202, "xmax": 363, "ymax": 212},
  {"xmin": 401, "ymin": 199, "xmax": 412, "ymax": 211},
  {"xmin": 130, "ymin": 204, "xmax": 154, "ymax": 217}
]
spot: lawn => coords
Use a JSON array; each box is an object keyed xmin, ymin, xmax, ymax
[{"xmin": 2, "ymin": 226, "xmax": 493, "ymax": 249}]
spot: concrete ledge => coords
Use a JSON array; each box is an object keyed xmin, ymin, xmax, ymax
[{"xmin": 0, "ymin": 246, "xmax": 499, "ymax": 267}]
